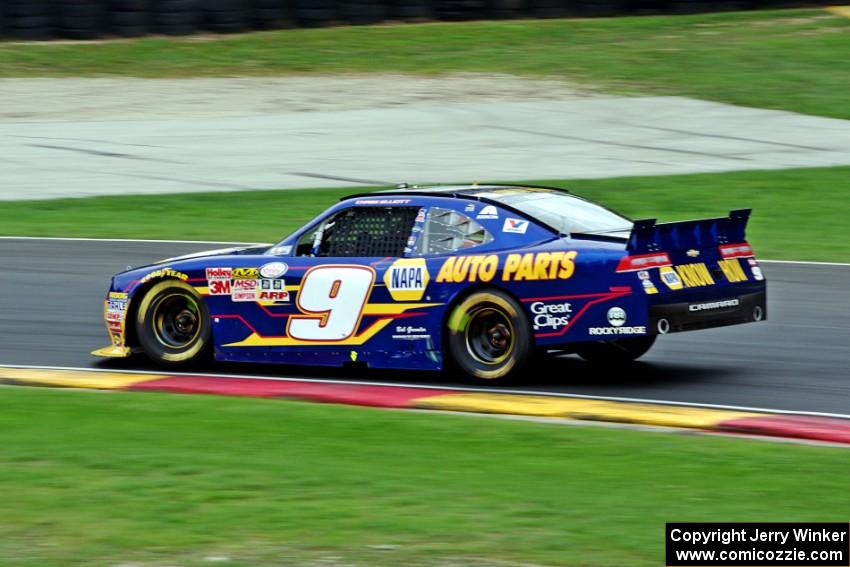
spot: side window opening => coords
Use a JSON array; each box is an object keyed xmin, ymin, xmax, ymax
[
  {"xmin": 295, "ymin": 206, "xmax": 419, "ymax": 257},
  {"xmin": 414, "ymin": 207, "xmax": 493, "ymax": 256}
]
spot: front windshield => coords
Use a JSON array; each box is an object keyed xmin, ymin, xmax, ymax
[{"xmin": 472, "ymin": 188, "xmax": 632, "ymax": 235}]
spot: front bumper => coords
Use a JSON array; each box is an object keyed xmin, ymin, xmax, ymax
[{"xmin": 649, "ymin": 291, "xmax": 766, "ymax": 334}]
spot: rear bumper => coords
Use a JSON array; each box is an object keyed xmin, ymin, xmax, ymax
[{"xmin": 649, "ymin": 290, "xmax": 766, "ymax": 335}]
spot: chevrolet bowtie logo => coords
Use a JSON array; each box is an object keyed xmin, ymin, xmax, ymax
[{"xmin": 686, "ymin": 249, "xmax": 700, "ymax": 257}]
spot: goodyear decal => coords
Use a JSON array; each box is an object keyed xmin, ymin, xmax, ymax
[
  {"xmin": 717, "ymin": 258, "xmax": 748, "ymax": 283},
  {"xmin": 436, "ymin": 251, "xmax": 577, "ymax": 283},
  {"xmin": 140, "ymin": 267, "xmax": 189, "ymax": 284},
  {"xmin": 384, "ymin": 258, "xmax": 429, "ymax": 301}
]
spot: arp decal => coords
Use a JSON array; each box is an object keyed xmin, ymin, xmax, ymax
[
  {"xmin": 435, "ymin": 251, "xmax": 577, "ymax": 284},
  {"xmin": 383, "ymin": 258, "xmax": 429, "ymax": 301},
  {"xmin": 717, "ymin": 258, "xmax": 748, "ymax": 283},
  {"xmin": 258, "ymin": 278, "xmax": 289, "ymax": 302}
]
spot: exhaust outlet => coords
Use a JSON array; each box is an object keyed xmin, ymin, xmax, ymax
[{"xmin": 657, "ymin": 318, "xmax": 670, "ymax": 335}]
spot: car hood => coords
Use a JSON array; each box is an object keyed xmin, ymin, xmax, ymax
[{"xmin": 152, "ymin": 244, "xmax": 272, "ymax": 265}]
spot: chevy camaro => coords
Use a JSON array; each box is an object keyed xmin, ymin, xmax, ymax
[{"xmin": 93, "ymin": 184, "xmax": 767, "ymax": 383}]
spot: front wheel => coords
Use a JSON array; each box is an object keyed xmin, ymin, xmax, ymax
[
  {"xmin": 446, "ymin": 289, "xmax": 532, "ymax": 384},
  {"xmin": 135, "ymin": 280, "xmax": 211, "ymax": 367},
  {"xmin": 575, "ymin": 335, "xmax": 656, "ymax": 364}
]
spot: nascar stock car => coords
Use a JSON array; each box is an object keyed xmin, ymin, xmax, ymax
[{"xmin": 93, "ymin": 184, "xmax": 766, "ymax": 383}]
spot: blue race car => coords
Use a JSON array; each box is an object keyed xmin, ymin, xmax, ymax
[{"xmin": 93, "ymin": 184, "xmax": 767, "ymax": 383}]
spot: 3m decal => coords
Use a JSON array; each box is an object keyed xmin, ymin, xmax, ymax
[
  {"xmin": 384, "ymin": 258, "xmax": 430, "ymax": 301},
  {"xmin": 288, "ymin": 265, "xmax": 375, "ymax": 341},
  {"xmin": 675, "ymin": 262, "xmax": 715, "ymax": 288},
  {"xmin": 502, "ymin": 218, "xmax": 529, "ymax": 234},
  {"xmin": 140, "ymin": 267, "xmax": 189, "ymax": 284},
  {"xmin": 208, "ymin": 279, "xmax": 232, "ymax": 296},
  {"xmin": 717, "ymin": 258, "xmax": 748, "ymax": 283}
]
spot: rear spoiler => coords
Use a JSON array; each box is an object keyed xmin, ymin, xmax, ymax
[{"xmin": 627, "ymin": 209, "xmax": 751, "ymax": 254}]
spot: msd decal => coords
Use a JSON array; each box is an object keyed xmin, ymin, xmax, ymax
[{"xmin": 383, "ymin": 258, "xmax": 429, "ymax": 301}]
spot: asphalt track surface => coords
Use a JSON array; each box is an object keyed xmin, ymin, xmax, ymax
[{"xmin": 1, "ymin": 238, "xmax": 848, "ymax": 415}]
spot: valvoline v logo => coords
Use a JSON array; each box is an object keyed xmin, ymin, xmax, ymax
[{"xmin": 503, "ymin": 218, "xmax": 529, "ymax": 234}]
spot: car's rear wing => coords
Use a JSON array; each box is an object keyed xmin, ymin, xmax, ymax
[{"xmin": 626, "ymin": 209, "xmax": 751, "ymax": 255}]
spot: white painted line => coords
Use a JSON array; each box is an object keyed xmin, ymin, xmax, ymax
[
  {"xmin": 2, "ymin": 362, "xmax": 850, "ymax": 420},
  {"xmin": 2, "ymin": 236, "xmax": 849, "ymax": 267},
  {"xmin": 758, "ymin": 259, "xmax": 850, "ymax": 267}
]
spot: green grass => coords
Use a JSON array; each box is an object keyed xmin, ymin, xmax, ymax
[
  {"xmin": 0, "ymin": 387, "xmax": 848, "ymax": 566},
  {"xmin": 4, "ymin": 165, "xmax": 849, "ymax": 262},
  {"xmin": 2, "ymin": 9, "xmax": 850, "ymax": 118}
]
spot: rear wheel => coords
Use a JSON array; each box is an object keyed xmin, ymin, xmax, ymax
[
  {"xmin": 135, "ymin": 280, "xmax": 211, "ymax": 367},
  {"xmin": 575, "ymin": 335, "xmax": 656, "ymax": 364},
  {"xmin": 446, "ymin": 289, "xmax": 532, "ymax": 384}
]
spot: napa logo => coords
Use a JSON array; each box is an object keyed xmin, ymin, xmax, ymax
[{"xmin": 384, "ymin": 258, "xmax": 430, "ymax": 301}]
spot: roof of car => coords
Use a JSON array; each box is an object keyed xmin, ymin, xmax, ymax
[{"xmin": 343, "ymin": 183, "xmax": 568, "ymax": 201}]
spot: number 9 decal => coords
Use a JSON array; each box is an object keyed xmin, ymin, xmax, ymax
[{"xmin": 287, "ymin": 265, "xmax": 375, "ymax": 341}]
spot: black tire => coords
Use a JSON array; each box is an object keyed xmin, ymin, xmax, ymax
[
  {"xmin": 446, "ymin": 289, "xmax": 532, "ymax": 384},
  {"xmin": 575, "ymin": 335, "xmax": 656, "ymax": 364},
  {"xmin": 135, "ymin": 280, "xmax": 212, "ymax": 367}
]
